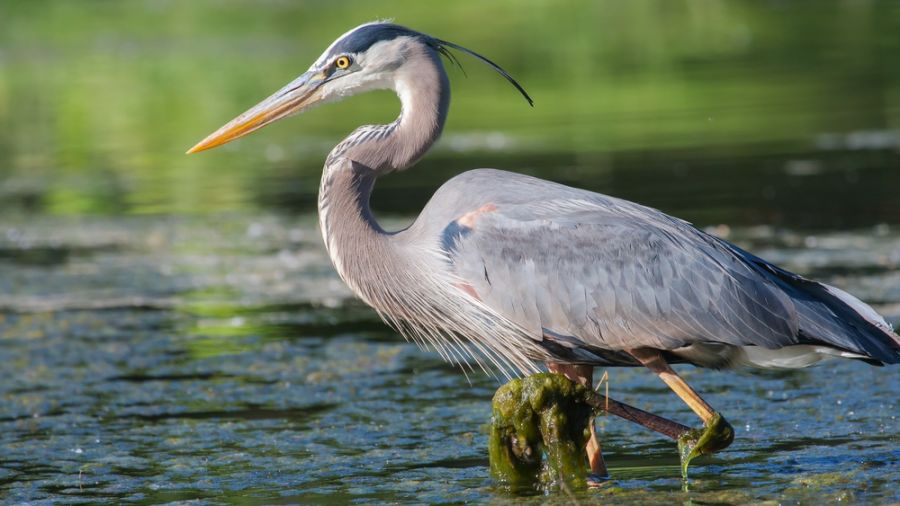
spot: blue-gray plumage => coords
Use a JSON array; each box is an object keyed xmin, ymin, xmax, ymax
[
  {"xmin": 188, "ymin": 21, "xmax": 900, "ymax": 473},
  {"xmin": 426, "ymin": 169, "xmax": 898, "ymax": 368}
]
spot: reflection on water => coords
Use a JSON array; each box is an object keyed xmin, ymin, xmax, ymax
[
  {"xmin": 0, "ymin": 216, "xmax": 897, "ymax": 503},
  {"xmin": 1, "ymin": 0, "xmax": 899, "ymax": 503},
  {"xmin": 1, "ymin": 0, "xmax": 899, "ymax": 221}
]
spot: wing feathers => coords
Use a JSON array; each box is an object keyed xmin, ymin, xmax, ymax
[{"xmin": 435, "ymin": 170, "xmax": 897, "ymax": 367}]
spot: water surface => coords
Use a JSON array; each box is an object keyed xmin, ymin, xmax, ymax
[{"xmin": 0, "ymin": 215, "xmax": 897, "ymax": 504}]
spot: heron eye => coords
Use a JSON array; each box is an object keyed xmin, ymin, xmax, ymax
[{"xmin": 335, "ymin": 56, "xmax": 352, "ymax": 70}]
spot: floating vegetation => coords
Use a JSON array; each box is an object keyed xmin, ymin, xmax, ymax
[
  {"xmin": 489, "ymin": 372, "xmax": 739, "ymax": 492},
  {"xmin": 677, "ymin": 412, "xmax": 735, "ymax": 481}
]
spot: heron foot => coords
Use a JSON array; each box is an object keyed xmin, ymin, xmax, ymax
[
  {"xmin": 586, "ymin": 473, "xmax": 612, "ymax": 488},
  {"xmin": 676, "ymin": 411, "xmax": 734, "ymax": 480}
]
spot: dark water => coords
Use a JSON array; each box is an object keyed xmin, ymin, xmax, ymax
[
  {"xmin": 2, "ymin": 0, "xmax": 900, "ymax": 503},
  {"xmin": 0, "ymin": 215, "xmax": 897, "ymax": 504}
]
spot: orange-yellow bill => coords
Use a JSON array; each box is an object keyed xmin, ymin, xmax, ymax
[{"xmin": 187, "ymin": 70, "xmax": 327, "ymax": 154}]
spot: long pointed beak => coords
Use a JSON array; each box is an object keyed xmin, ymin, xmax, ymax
[{"xmin": 187, "ymin": 70, "xmax": 327, "ymax": 154}]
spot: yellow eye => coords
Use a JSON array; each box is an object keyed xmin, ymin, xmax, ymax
[{"xmin": 335, "ymin": 56, "xmax": 352, "ymax": 69}]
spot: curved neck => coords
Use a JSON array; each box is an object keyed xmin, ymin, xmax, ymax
[
  {"xmin": 326, "ymin": 45, "xmax": 450, "ymax": 174},
  {"xmin": 317, "ymin": 162, "xmax": 385, "ymax": 301},
  {"xmin": 318, "ymin": 45, "xmax": 449, "ymax": 301}
]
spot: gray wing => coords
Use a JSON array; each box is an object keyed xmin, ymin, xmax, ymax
[{"xmin": 430, "ymin": 170, "xmax": 899, "ymax": 366}]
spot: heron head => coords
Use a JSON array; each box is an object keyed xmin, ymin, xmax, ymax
[{"xmin": 187, "ymin": 22, "xmax": 531, "ymax": 154}]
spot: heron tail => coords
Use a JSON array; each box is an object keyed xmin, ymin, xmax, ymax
[{"xmin": 761, "ymin": 262, "xmax": 899, "ymax": 365}]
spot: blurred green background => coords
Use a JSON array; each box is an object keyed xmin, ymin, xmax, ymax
[{"xmin": 1, "ymin": 0, "xmax": 898, "ymax": 224}]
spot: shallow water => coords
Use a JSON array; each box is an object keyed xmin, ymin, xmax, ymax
[{"xmin": 0, "ymin": 214, "xmax": 897, "ymax": 504}]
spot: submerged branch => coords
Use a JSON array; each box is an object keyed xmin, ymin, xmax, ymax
[{"xmin": 584, "ymin": 391, "xmax": 691, "ymax": 441}]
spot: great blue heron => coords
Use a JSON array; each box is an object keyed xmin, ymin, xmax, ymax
[{"xmin": 188, "ymin": 22, "xmax": 900, "ymax": 477}]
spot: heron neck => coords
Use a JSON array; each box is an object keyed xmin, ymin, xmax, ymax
[
  {"xmin": 317, "ymin": 162, "xmax": 390, "ymax": 305},
  {"xmin": 326, "ymin": 47, "xmax": 451, "ymax": 174},
  {"xmin": 317, "ymin": 47, "xmax": 450, "ymax": 302}
]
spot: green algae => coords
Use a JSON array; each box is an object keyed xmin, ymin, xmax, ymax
[
  {"xmin": 489, "ymin": 373, "xmax": 598, "ymax": 491},
  {"xmin": 676, "ymin": 412, "xmax": 735, "ymax": 481},
  {"xmin": 490, "ymin": 373, "xmax": 739, "ymax": 491}
]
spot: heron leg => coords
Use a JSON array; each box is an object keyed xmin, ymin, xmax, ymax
[
  {"xmin": 546, "ymin": 363, "xmax": 608, "ymax": 478},
  {"xmin": 627, "ymin": 348, "xmax": 717, "ymax": 423},
  {"xmin": 627, "ymin": 348, "xmax": 735, "ymax": 458}
]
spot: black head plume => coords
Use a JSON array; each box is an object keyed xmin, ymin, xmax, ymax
[{"xmin": 428, "ymin": 37, "xmax": 534, "ymax": 107}]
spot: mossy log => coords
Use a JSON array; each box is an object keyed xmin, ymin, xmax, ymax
[{"xmin": 489, "ymin": 372, "xmax": 734, "ymax": 490}]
